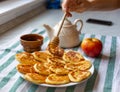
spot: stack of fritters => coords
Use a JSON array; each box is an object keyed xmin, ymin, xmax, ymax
[{"xmin": 16, "ymin": 50, "xmax": 92, "ymax": 85}]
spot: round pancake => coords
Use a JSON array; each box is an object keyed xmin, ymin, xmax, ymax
[
  {"xmin": 16, "ymin": 64, "xmax": 35, "ymax": 74},
  {"xmin": 15, "ymin": 52, "xmax": 39, "ymax": 64},
  {"xmin": 64, "ymin": 60, "xmax": 92, "ymax": 71},
  {"xmin": 64, "ymin": 63, "xmax": 78, "ymax": 70},
  {"xmin": 63, "ymin": 50, "xmax": 85, "ymax": 64},
  {"xmin": 47, "ymin": 57, "xmax": 69, "ymax": 75},
  {"xmin": 45, "ymin": 74, "xmax": 70, "ymax": 84},
  {"xmin": 24, "ymin": 73, "xmax": 47, "ymax": 84},
  {"xmin": 33, "ymin": 63, "xmax": 52, "ymax": 75},
  {"xmin": 16, "ymin": 64, "xmax": 36, "ymax": 74},
  {"xmin": 77, "ymin": 60, "xmax": 92, "ymax": 70},
  {"xmin": 47, "ymin": 57, "xmax": 66, "ymax": 64},
  {"xmin": 32, "ymin": 51, "xmax": 52, "ymax": 63},
  {"xmin": 68, "ymin": 70, "xmax": 91, "ymax": 82},
  {"xmin": 49, "ymin": 64, "xmax": 69, "ymax": 75}
]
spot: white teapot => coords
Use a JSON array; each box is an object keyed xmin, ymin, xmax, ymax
[{"xmin": 43, "ymin": 18, "xmax": 83, "ymax": 48}]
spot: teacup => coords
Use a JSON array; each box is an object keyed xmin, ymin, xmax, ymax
[{"xmin": 20, "ymin": 34, "xmax": 43, "ymax": 53}]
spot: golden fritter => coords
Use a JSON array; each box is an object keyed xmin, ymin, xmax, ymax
[
  {"xmin": 63, "ymin": 50, "xmax": 84, "ymax": 64},
  {"xmin": 45, "ymin": 74, "xmax": 70, "ymax": 84},
  {"xmin": 77, "ymin": 60, "xmax": 92, "ymax": 70},
  {"xmin": 68, "ymin": 70, "xmax": 91, "ymax": 82},
  {"xmin": 24, "ymin": 73, "xmax": 47, "ymax": 84},
  {"xmin": 16, "ymin": 64, "xmax": 36, "ymax": 74},
  {"xmin": 32, "ymin": 51, "xmax": 52, "ymax": 63},
  {"xmin": 15, "ymin": 52, "xmax": 39, "ymax": 64},
  {"xmin": 47, "ymin": 57, "xmax": 69, "ymax": 75},
  {"xmin": 47, "ymin": 57, "xmax": 66, "ymax": 64},
  {"xmin": 49, "ymin": 63, "xmax": 69, "ymax": 75},
  {"xmin": 33, "ymin": 63, "xmax": 52, "ymax": 75},
  {"xmin": 64, "ymin": 60, "xmax": 92, "ymax": 71}
]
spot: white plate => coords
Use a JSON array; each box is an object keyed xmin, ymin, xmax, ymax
[{"xmin": 17, "ymin": 61, "xmax": 94, "ymax": 87}]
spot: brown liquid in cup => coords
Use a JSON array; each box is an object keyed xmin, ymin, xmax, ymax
[{"xmin": 20, "ymin": 34, "xmax": 43, "ymax": 53}]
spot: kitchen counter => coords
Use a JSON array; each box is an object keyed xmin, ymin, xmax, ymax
[{"xmin": 0, "ymin": 9, "xmax": 120, "ymax": 46}]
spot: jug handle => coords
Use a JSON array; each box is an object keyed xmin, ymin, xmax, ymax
[{"xmin": 73, "ymin": 19, "xmax": 83, "ymax": 34}]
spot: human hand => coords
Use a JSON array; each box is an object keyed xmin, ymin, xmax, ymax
[
  {"xmin": 62, "ymin": 0, "xmax": 119, "ymax": 17},
  {"xmin": 62, "ymin": 0, "xmax": 94, "ymax": 17}
]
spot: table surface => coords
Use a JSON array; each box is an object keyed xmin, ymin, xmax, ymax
[
  {"xmin": 0, "ymin": 28, "xmax": 120, "ymax": 92},
  {"xmin": 0, "ymin": 9, "xmax": 120, "ymax": 92}
]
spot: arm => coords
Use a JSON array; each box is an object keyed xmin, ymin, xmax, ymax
[
  {"xmin": 62, "ymin": 0, "xmax": 120, "ymax": 17},
  {"xmin": 90, "ymin": 0, "xmax": 120, "ymax": 11}
]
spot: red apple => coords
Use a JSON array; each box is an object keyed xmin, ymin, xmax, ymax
[{"xmin": 81, "ymin": 38, "xmax": 103, "ymax": 57}]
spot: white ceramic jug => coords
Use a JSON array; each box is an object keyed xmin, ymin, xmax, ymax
[{"xmin": 43, "ymin": 18, "xmax": 83, "ymax": 48}]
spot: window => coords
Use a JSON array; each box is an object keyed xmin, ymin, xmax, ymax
[{"xmin": 0, "ymin": 0, "xmax": 45, "ymax": 25}]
